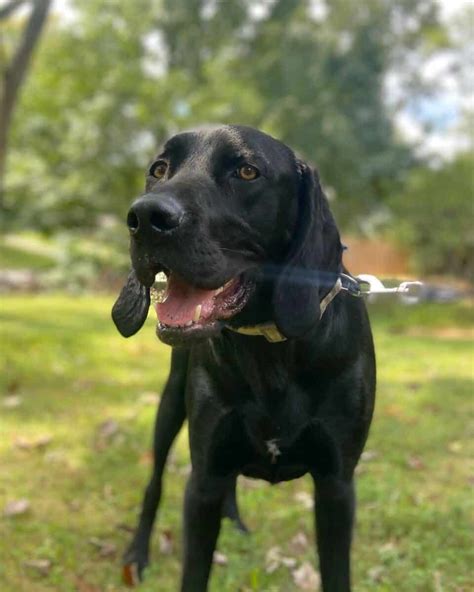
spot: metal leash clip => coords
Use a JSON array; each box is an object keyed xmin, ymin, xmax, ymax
[{"xmin": 356, "ymin": 274, "xmax": 424, "ymax": 301}]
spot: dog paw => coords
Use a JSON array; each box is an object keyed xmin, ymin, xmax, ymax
[{"xmin": 122, "ymin": 545, "xmax": 149, "ymax": 586}]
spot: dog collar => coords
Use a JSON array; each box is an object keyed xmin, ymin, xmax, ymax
[{"xmin": 227, "ymin": 275, "xmax": 348, "ymax": 343}]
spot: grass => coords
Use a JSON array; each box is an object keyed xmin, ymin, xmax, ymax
[
  {"xmin": 0, "ymin": 295, "xmax": 472, "ymax": 591},
  {"xmin": 0, "ymin": 242, "xmax": 56, "ymax": 270}
]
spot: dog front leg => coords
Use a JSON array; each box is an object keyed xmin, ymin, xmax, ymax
[
  {"xmin": 180, "ymin": 473, "xmax": 228, "ymax": 592},
  {"xmin": 313, "ymin": 476, "xmax": 355, "ymax": 592},
  {"xmin": 123, "ymin": 348, "xmax": 188, "ymax": 585}
]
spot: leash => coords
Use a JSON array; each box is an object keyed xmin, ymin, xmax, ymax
[{"xmin": 340, "ymin": 273, "xmax": 423, "ymax": 298}]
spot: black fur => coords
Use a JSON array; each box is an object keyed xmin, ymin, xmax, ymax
[{"xmin": 113, "ymin": 125, "xmax": 376, "ymax": 591}]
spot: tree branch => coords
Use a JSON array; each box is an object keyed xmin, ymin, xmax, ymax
[{"xmin": 0, "ymin": 0, "xmax": 27, "ymax": 21}]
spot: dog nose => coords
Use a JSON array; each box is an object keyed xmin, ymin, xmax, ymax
[{"xmin": 127, "ymin": 194, "xmax": 185, "ymax": 235}]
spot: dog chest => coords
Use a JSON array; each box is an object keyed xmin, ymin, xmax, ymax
[{"xmin": 209, "ymin": 404, "xmax": 340, "ymax": 484}]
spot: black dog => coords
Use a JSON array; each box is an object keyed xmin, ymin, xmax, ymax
[{"xmin": 112, "ymin": 125, "xmax": 376, "ymax": 591}]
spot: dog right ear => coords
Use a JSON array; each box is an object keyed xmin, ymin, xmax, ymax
[{"xmin": 111, "ymin": 269, "xmax": 150, "ymax": 337}]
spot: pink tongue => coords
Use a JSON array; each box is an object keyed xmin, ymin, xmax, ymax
[{"xmin": 156, "ymin": 274, "xmax": 219, "ymax": 327}]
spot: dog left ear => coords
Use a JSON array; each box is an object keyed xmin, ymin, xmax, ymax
[
  {"xmin": 273, "ymin": 161, "xmax": 343, "ymax": 339},
  {"xmin": 112, "ymin": 269, "xmax": 150, "ymax": 337}
]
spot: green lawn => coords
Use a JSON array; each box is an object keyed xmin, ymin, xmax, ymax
[
  {"xmin": 0, "ymin": 296, "xmax": 472, "ymax": 591},
  {"xmin": 0, "ymin": 242, "xmax": 56, "ymax": 271}
]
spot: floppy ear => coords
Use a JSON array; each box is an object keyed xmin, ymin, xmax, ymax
[
  {"xmin": 111, "ymin": 269, "xmax": 150, "ymax": 337},
  {"xmin": 272, "ymin": 161, "xmax": 343, "ymax": 339}
]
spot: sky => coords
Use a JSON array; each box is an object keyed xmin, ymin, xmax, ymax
[{"xmin": 392, "ymin": 0, "xmax": 473, "ymax": 160}]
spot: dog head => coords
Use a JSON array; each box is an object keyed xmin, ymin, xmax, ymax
[{"xmin": 112, "ymin": 125, "xmax": 343, "ymax": 344}]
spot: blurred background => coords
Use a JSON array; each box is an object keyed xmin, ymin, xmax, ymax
[
  {"xmin": 1, "ymin": 0, "xmax": 472, "ymax": 288},
  {"xmin": 1, "ymin": 1, "xmax": 472, "ymax": 591}
]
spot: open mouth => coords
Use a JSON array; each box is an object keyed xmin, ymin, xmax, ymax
[{"xmin": 151, "ymin": 271, "xmax": 252, "ymax": 344}]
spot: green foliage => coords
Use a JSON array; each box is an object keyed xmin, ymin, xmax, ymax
[
  {"xmin": 247, "ymin": 0, "xmax": 424, "ymax": 224},
  {"xmin": 390, "ymin": 152, "xmax": 474, "ymax": 277},
  {"xmin": 1, "ymin": 296, "xmax": 473, "ymax": 590},
  {"xmin": 0, "ymin": 227, "xmax": 129, "ymax": 289},
  {"xmin": 4, "ymin": 0, "xmax": 445, "ymax": 234}
]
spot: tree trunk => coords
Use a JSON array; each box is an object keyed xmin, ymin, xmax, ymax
[{"xmin": 0, "ymin": 0, "xmax": 51, "ymax": 214}]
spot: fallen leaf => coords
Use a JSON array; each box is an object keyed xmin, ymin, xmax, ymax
[
  {"xmin": 265, "ymin": 546, "xmax": 282, "ymax": 573},
  {"xmin": 213, "ymin": 551, "xmax": 228, "ymax": 566},
  {"xmin": 99, "ymin": 419, "xmax": 119, "ymax": 439},
  {"xmin": 265, "ymin": 546, "xmax": 297, "ymax": 573},
  {"xmin": 23, "ymin": 558, "xmax": 52, "ymax": 576},
  {"xmin": 139, "ymin": 450, "xmax": 153, "ymax": 466},
  {"xmin": 290, "ymin": 532, "xmax": 309, "ymax": 553},
  {"xmin": 294, "ymin": 491, "xmax": 314, "ymax": 510},
  {"xmin": 4, "ymin": 498, "xmax": 30, "ymax": 517},
  {"xmin": 292, "ymin": 561, "xmax": 320, "ymax": 590},
  {"xmin": 367, "ymin": 565, "xmax": 384, "ymax": 582},
  {"xmin": 6, "ymin": 379, "xmax": 20, "ymax": 393},
  {"xmin": 89, "ymin": 537, "xmax": 117, "ymax": 558},
  {"xmin": 2, "ymin": 395, "xmax": 22, "ymax": 409},
  {"xmin": 159, "ymin": 529, "xmax": 174, "ymax": 555},
  {"xmin": 14, "ymin": 435, "xmax": 53, "ymax": 450},
  {"xmin": 407, "ymin": 455, "xmax": 425, "ymax": 470},
  {"xmin": 281, "ymin": 556, "xmax": 297, "ymax": 568},
  {"xmin": 95, "ymin": 419, "xmax": 120, "ymax": 450}
]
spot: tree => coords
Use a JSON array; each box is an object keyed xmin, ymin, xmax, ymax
[
  {"xmin": 390, "ymin": 151, "xmax": 474, "ymax": 277},
  {"xmin": 0, "ymin": 0, "xmax": 51, "ymax": 213},
  {"xmin": 4, "ymin": 0, "xmax": 444, "ymax": 235},
  {"xmin": 4, "ymin": 0, "xmax": 262, "ymax": 230},
  {"xmin": 246, "ymin": 0, "xmax": 445, "ymax": 226}
]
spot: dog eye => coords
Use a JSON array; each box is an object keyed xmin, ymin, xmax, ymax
[
  {"xmin": 150, "ymin": 160, "xmax": 168, "ymax": 179},
  {"xmin": 236, "ymin": 164, "xmax": 260, "ymax": 181}
]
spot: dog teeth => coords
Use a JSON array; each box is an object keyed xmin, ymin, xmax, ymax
[
  {"xmin": 185, "ymin": 320, "xmax": 193, "ymax": 327},
  {"xmin": 193, "ymin": 304, "xmax": 202, "ymax": 322},
  {"xmin": 215, "ymin": 279, "xmax": 234, "ymax": 296}
]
